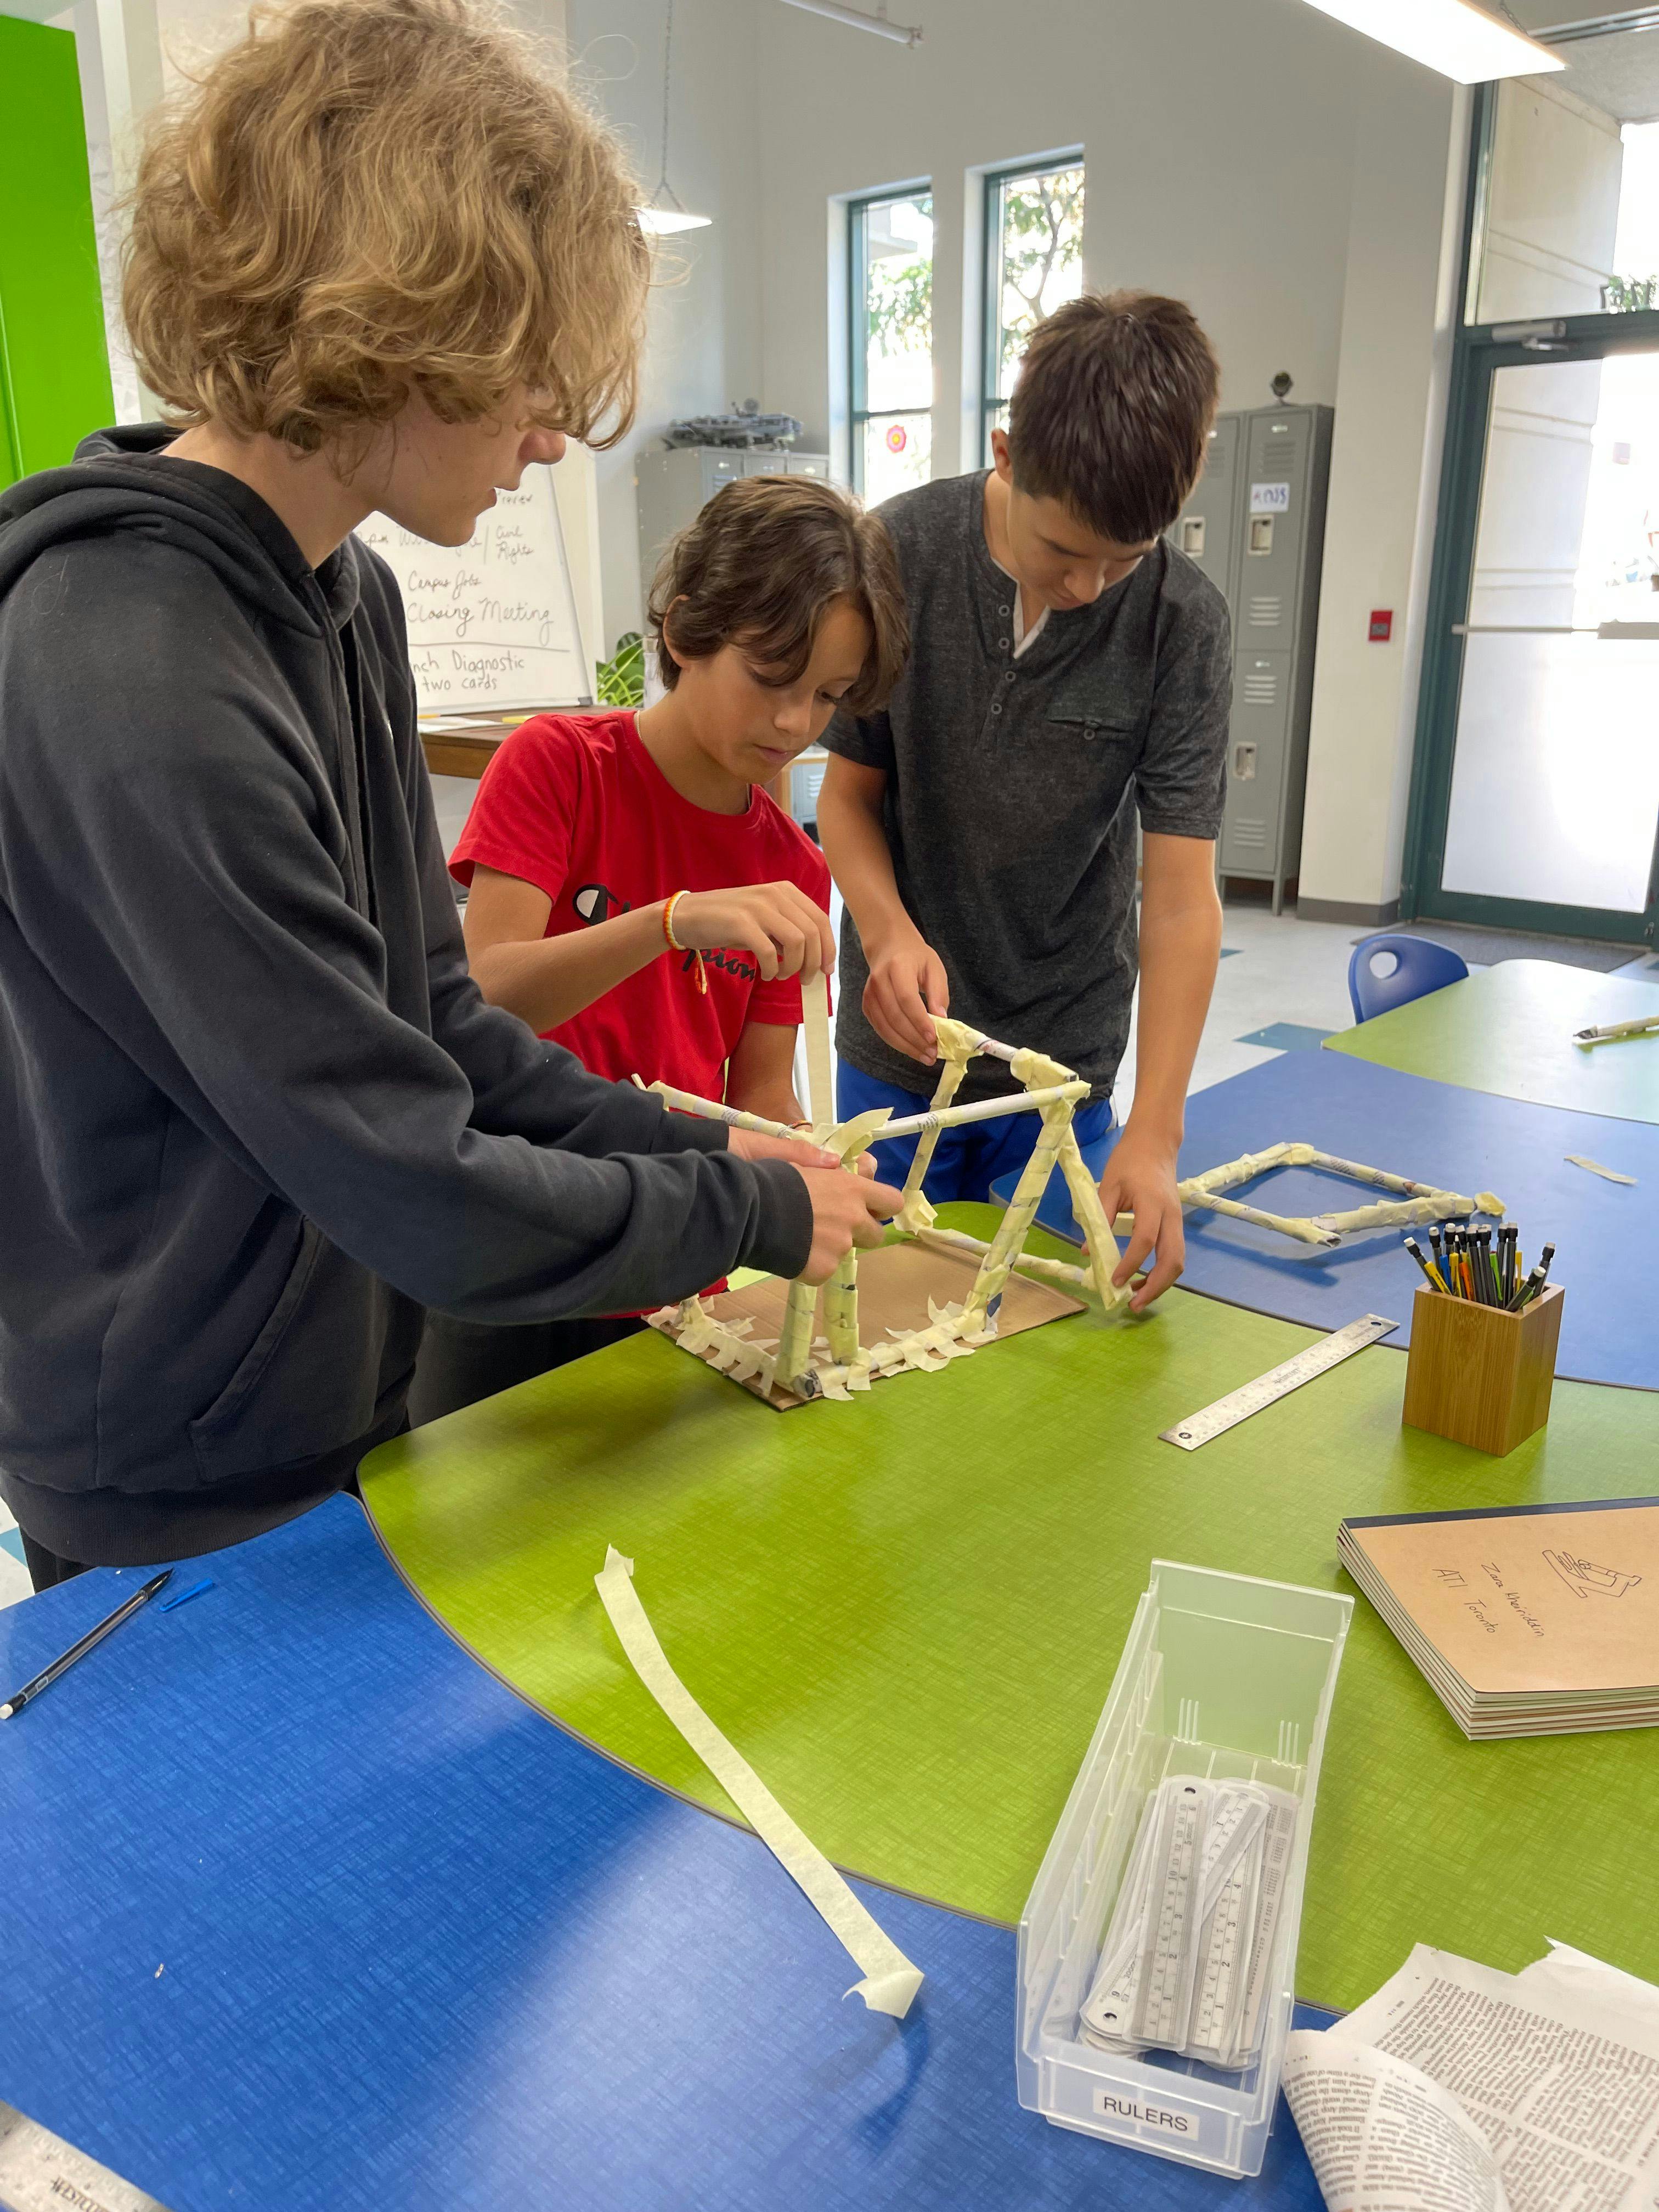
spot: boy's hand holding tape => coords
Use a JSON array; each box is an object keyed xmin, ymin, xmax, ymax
[{"xmin": 667, "ymin": 880, "xmax": 837, "ymax": 985}]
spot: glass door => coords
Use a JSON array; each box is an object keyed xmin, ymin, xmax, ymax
[
  {"xmin": 1403, "ymin": 36, "xmax": 1659, "ymax": 950},
  {"xmin": 1422, "ymin": 341, "xmax": 1659, "ymax": 936}
]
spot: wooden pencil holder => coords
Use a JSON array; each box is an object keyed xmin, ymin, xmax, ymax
[{"xmin": 1401, "ymin": 1283, "xmax": 1565, "ymax": 1457}]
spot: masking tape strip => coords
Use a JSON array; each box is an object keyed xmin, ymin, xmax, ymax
[
  {"xmin": 803, "ymin": 978, "xmax": 834, "ymax": 1137},
  {"xmin": 594, "ymin": 1547, "xmax": 924, "ymax": 2018},
  {"xmin": 774, "ymin": 1280, "xmax": 818, "ymax": 1395},
  {"xmin": 1053, "ymin": 1125, "xmax": 1133, "ymax": 1310},
  {"xmin": 916, "ymin": 1223, "xmax": 1092, "ymax": 1292},
  {"xmin": 898, "ymin": 1050, "xmax": 970, "ymax": 1231},
  {"xmin": 962, "ymin": 1103, "xmax": 1071, "ymax": 1328},
  {"xmin": 1566, "ymin": 1153, "xmax": 1638, "ymax": 1186}
]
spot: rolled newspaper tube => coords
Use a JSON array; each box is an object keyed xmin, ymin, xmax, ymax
[
  {"xmin": 774, "ymin": 1277, "xmax": 818, "ymax": 1396},
  {"xmin": 644, "ymin": 1080, "xmax": 799, "ymax": 1142},
  {"xmin": 1194, "ymin": 1190, "xmax": 1343, "ymax": 1248},
  {"xmin": 962, "ymin": 1103, "xmax": 1071, "ymax": 1329},
  {"xmin": 1176, "ymin": 1143, "xmax": 1303, "ymax": 1200},
  {"xmin": 1309, "ymin": 1150, "xmax": 1456, "ymax": 1199},
  {"xmin": 898, "ymin": 1050, "xmax": 971, "ymax": 1224},
  {"xmin": 822, "ymin": 1250, "xmax": 860, "ymax": 1365},
  {"xmin": 916, "ymin": 1225, "xmax": 1091, "ymax": 1291},
  {"xmin": 1053, "ymin": 1125, "xmax": 1133, "ymax": 1310},
  {"xmin": 879, "ymin": 1082, "xmax": 1087, "ymax": 1144}
]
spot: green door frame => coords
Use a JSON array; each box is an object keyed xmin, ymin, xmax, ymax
[{"xmin": 1400, "ymin": 80, "xmax": 1659, "ymax": 950}]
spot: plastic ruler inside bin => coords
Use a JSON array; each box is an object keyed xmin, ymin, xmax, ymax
[{"xmin": 1015, "ymin": 1561, "xmax": 1351, "ymax": 2180}]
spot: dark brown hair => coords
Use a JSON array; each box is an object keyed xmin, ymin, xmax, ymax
[
  {"xmin": 1006, "ymin": 291, "xmax": 1221, "ymax": 544},
  {"xmin": 648, "ymin": 475, "xmax": 908, "ymax": 716}
]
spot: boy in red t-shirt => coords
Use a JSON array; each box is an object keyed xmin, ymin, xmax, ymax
[{"xmin": 409, "ymin": 475, "xmax": 909, "ymax": 1420}]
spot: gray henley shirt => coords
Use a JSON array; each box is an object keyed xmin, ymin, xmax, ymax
[{"xmin": 826, "ymin": 468, "xmax": 1232, "ymax": 1104}]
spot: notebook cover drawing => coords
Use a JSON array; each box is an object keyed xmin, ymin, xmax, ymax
[{"xmin": 1340, "ymin": 1499, "xmax": 1659, "ymax": 1700}]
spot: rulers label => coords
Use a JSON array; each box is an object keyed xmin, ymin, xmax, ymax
[{"xmin": 1160, "ymin": 1314, "xmax": 1397, "ymax": 1452}]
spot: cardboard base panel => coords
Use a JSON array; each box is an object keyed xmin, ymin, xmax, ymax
[{"xmin": 648, "ymin": 1239, "xmax": 1086, "ymax": 1409}]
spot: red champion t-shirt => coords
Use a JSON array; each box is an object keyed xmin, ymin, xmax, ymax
[{"xmin": 449, "ymin": 711, "xmax": 832, "ymax": 1097}]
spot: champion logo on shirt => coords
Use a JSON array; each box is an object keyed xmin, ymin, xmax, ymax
[
  {"xmin": 573, "ymin": 882, "xmax": 630, "ymax": 924},
  {"xmin": 696, "ymin": 946, "xmax": 759, "ymax": 984}
]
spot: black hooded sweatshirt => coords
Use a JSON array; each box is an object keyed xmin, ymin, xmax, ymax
[{"xmin": 0, "ymin": 428, "xmax": 811, "ymax": 1564}]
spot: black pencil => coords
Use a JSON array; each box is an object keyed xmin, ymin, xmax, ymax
[
  {"xmin": 1403, "ymin": 1235, "xmax": 1442, "ymax": 1291},
  {"xmin": 0, "ymin": 1569, "xmax": 172, "ymax": 1720},
  {"xmin": 1507, "ymin": 1262, "xmax": 1545, "ymax": 1313}
]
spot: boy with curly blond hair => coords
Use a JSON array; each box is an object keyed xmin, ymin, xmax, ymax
[{"xmin": 0, "ymin": 0, "xmax": 894, "ymax": 1586}]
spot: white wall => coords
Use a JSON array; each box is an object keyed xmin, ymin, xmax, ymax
[
  {"xmin": 1476, "ymin": 75, "xmax": 1623, "ymax": 322},
  {"xmin": 566, "ymin": 0, "xmax": 761, "ymax": 656},
  {"xmin": 1298, "ymin": 55, "xmax": 1466, "ymax": 918},
  {"xmin": 752, "ymin": 0, "xmax": 1370, "ymax": 470},
  {"xmin": 48, "ymin": 0, "xmax": 1480, "ymax": 908},
  {"xmin": 738, "ymin": 0, "xmax": 1469, "ymax": 915}
]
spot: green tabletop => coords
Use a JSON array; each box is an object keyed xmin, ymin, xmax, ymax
[
  {"xmin": 362, "ymin": 1206, "xmax": 1659, "ymax": 2016},
  {"xmin": 1327, "ymin": 960, "xmax": 1659, "ymax": 1122}
]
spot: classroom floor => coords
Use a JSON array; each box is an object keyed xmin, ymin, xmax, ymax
[{"xmin": 4, "ymin": 884, "xmax": 1645, "ymax": 1613}]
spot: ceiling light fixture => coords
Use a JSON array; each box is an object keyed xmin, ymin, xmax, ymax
[
  {"xmin": 1297, "ymin": 0, "xmax": 1564, "ymax": 81},
  {"xmin": 637, "ymin": 0, "xmax": 711, "ymax": 237},
  {"xmin": 778, "ymin": 0, "xmax": 923, "ymax": 47}
]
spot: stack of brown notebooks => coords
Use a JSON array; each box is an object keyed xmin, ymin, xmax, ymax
[{"xmin": 1339, "ymin": 1498, "xmax": 1659, "ymax": 1739}]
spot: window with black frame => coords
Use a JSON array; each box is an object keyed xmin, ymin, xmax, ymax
[
  {"xmin": 980, "ymin": 156, "xmax": 1085, "ymax": 466},
  {"xmin": 848, "ymin": 188, "xmax": 933, "ymax": 506}
]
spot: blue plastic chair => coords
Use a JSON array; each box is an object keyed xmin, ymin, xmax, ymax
[{"xmin": 1347, "ymin": 932, "xmax": 1469, "ymax": 1023}]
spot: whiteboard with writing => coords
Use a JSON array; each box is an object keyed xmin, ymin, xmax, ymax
[{"xmin": 357, "ymin": 471, "xmax": 592, "ymax": 712}]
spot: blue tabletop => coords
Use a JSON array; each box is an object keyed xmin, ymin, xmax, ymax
[
  {"xmin": 0, "ymin": 1499, "xmax": 1326, "ymax": 2211},
  {"xmin": 994, "ymin": 1049, "xmax": 1657, "ymax": 1389}
]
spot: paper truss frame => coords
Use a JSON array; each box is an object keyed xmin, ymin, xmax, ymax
[
  {"xmin": 639, "ymin": 1003, "xmax": 1131, "ymax": 1407},
  {"xmin": 1176, "ymin": 1143, "xmax": 1504, "ymax": 1250}
]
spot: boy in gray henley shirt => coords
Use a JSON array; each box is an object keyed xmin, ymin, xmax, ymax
[{"xmin": 821, "ymin": 291, "xmax": 1231, "ymax": 1312}]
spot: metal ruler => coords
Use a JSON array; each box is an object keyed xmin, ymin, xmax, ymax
[{"xmin": 1160, "ymin": 1313, "xmax": 1397, "ymax": 1451}]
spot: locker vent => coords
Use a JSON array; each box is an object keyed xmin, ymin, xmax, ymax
[
  {"xmin": 1231, "ymin": 818, "xmax": 1268, "ymax": 849},
  {"xmin": 1248, "ymin": 596, "xmax": 1283, "ymax": 628},
  {"xmin": 1254, "ymin": 425, "xmax": 1293, "ymax": 470},
  {"xmin": 1242, "ymin": 670, "xmax": 1278, "ymax": 706}
]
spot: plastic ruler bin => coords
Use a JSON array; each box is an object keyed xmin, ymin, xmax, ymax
[{"xmin": 1016, "ymin": 1560, "xmax": 1351, "ymax": 2179}]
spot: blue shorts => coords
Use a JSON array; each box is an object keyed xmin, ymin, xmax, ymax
[{"xmin": 837, "ymin": 1059, "xmax": 1114, "ymax": 1206}]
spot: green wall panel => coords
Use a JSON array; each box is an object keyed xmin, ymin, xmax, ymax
[{"xmin": 0, "ymin": 15, "xmax": 114, "ymax": 490}]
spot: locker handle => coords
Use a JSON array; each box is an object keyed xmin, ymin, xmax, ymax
[{"xmin": 1233, "ymin": 742, "xmax": 1257, "ymax": 782}]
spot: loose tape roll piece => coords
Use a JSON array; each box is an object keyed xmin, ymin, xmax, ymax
[
  {"xmin": 594, "ymin": 1547, "xmax": 924, "ymax": 2019},
  {"xmin": 1566, "ymin": 1153, "xmax": 1637, "ymax": 1186}
]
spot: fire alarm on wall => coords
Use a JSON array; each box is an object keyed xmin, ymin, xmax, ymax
[{"xmin": 1369, "ymin": 610, "xmax": 1393, "ymax": 642}]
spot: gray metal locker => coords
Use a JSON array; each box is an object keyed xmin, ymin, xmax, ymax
[
  {"xmin": 1220, "ymin": 403, "xmax": 1333, "ymax": 912},
  {"xmin": 635, "ymin": 443, "xmax": 834, "ymax": 613},
  {"xmin": 1167, "ymin": 412, "xmax": 1243, "ymax": 607},
  {"xmin": 1221, "ymin": 651, "xmax": 1291, "ymax": 878}
]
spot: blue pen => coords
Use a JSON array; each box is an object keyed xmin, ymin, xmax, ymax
[{"xmin": 158, "ymin": 1577, "xmax": 214, "ymax": 1613}]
